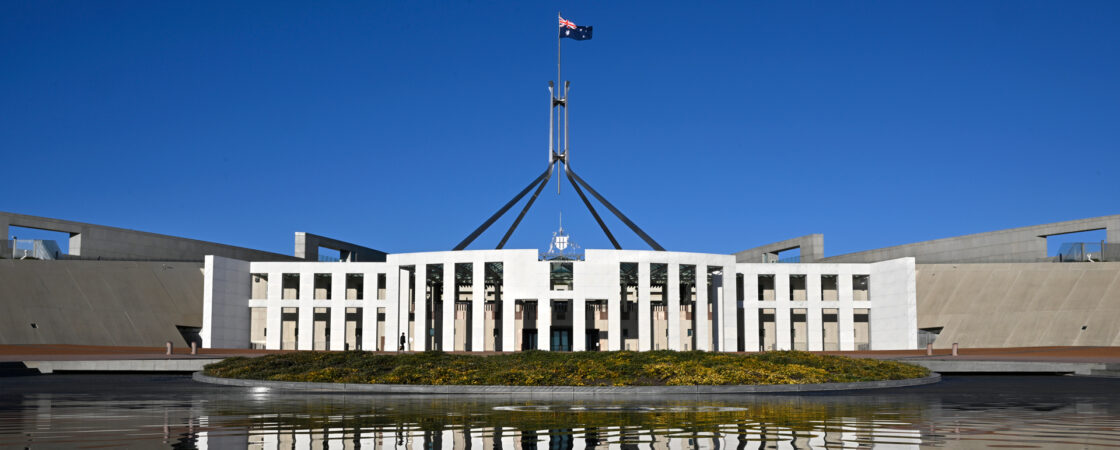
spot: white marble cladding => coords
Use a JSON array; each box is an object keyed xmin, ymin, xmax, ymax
[
  {"xmin": 738, "ymin": 258, "xmax": 917, "ymax": 351},
  {"xmin": 202, "ymin": 250, "xmax": 917, "ymax": 352}
]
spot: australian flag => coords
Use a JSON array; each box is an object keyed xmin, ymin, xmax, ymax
[{"xmin": 559, "ymin": 15, "xmax": 592, "ymax": 40}]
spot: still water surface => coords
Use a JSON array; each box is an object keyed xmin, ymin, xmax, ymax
[{"xmin": 1, "ymin": 374, "xmax": 1119, "ymax": 448}]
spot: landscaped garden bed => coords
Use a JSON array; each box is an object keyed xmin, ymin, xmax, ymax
[{"xmin": 203, "ymin": 350, "xmax": 928, "ymax": 386}]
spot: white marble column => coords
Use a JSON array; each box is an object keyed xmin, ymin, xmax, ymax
[
  {"xmin": 330, "ymin": 273, "xmax": 345, "ymax": 350},
  {"xmin": 667, "ymin": 264, "xmax": 681, "ymax": 350},
  {"xmin": 471, "ymin": 261, "xmax": 485, "ymax": 351},
  {"xmin": 573, "ymin": 297, "xmax": 586, "ymax": 351},
  {"xmin": 387, "ymin": 267, "xmax": 405, "ymax": 351},
  {"xmin": 638, "ymin": 262, "xmax": 652, "ymax": 351},
  {"xmin": 537, "ymin": 300, "xmax": 551, "ymax": 351},
  {"xmin": 839, "ymin": 307, "xmax": 855, "ymax": 351},
  {"xmin": 721, "ymin": 264, "xmax": 737, "ymax": 352},
  {"xmin": 360, "ymin": 271, "xmax": 378, "ymax": 351},
  {"xmin": 266, "ymin": 271, "xmax": 282, "ymax": 349},
  {"xmin": 414, "ymin": 265, "xmax": 428, "ymax": 351},
  {"xmin": 297, "ymin": 305, "xmax": 313, "ymax": 350},
  {"xmin": 442, "ymin": 263, "xmax": 455, "ymax": 351},
  {"xmin": 502, "ymin": 288, "xmax": 515, "ymax": 351}
]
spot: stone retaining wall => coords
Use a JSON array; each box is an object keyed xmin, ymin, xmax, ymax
[{"xmin": 192, "ymin": 372, "xmax": 940, "ymax": 395}]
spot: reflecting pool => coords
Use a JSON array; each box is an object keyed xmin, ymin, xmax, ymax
[{"xmin": 1, "ymin": 374, "xmax": 1119, "ymax": 448}]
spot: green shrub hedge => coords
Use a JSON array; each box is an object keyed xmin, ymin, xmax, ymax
[{"xmin": 203, "ymin": 350, "xmax": 928, "ymax": 386}]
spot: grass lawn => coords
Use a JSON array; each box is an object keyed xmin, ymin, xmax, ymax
[{"xmin": 203, "ymin": 350, "xmax": 929, "ymax": 386}]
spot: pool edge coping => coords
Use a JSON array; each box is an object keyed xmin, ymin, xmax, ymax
[{"xmin": 191, "ymin": 372, "xmax": 941, "ymax": 395}]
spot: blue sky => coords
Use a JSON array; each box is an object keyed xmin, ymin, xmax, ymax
[{"xmin": 3, "ymin": 1, "xmax": 1117, "ymax": 257}]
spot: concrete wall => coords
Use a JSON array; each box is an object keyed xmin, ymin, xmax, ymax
[
  {"xmin": 822, "ymin": 215, "xmax": 1120, "ymax": 264},
  {"xmin": 1, "ymin": 211, "xmax": 298, "ymax": 261},
  {"xmin": 916, "ymin": 262, "xmax": 1120, "ymax": 348},
  {"xmin": 0, "ymin": 260, "xmax": 203, "ymax": 346},
  {"xmin": 735, "ymin": 234, "xmax": 824, "ymax": 263},
  {"xmin": 295, "ymin": 232, "xmax": 387, "ymax": 262}
]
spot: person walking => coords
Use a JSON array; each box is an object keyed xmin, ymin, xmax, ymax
[{"xmin": 398, "ymin": 333, "xmax": 406, "ymax": 351}]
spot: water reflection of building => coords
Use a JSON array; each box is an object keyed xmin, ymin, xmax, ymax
[{"xmin": 206, "ymin": 423, "xmax": 923, "ymax": 449}]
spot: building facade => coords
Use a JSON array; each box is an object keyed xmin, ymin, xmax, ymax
[{"xmin": 202, "ymin": 250, "xmax": 917, "ymax": 352}]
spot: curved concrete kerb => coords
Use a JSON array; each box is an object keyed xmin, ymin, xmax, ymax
[{"xmin": 192, "ymin": 372, "xmax": 940, "ymax": 395}]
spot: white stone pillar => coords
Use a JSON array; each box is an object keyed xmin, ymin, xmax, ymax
[
  {"xmin": 330, "ymin": 273, "xmax": 345, "ymax": 350},
  {"xmin": 667, "ymin": 264, "xmax": 681, "ymax": 350},
  {"xmin": 638, "ymin": 262, "xmax": 652, "ymax": 351},
  {"xmin": 839, "ymin": 307, "xmax": 855, "ymax": 351},
  {"xmin": 502, "ymin": 289, "xmax": 515, "ymax": 352},
  {"xmin": 266, "ymin": 271, "xmax": 282, "ymax": 349},
  {"xmin": 696, "ymin": 267, "xmax": 710, "ymax": 351},
  {"xmin": 573, "ymin": 297, "xmax": 586, "ymax": 351},
  {"xmin": 414, "ymin": 265, "xmax": 428, "ymax": 351},
  {"xmin": 390, "ymin": 267, "xmax": 407, "ymax": 351},
  {"xmin": 361, "ymin": 271, "xmax": 378, "ymax": 351},
  {"xmin": 721, "ymin": 264, "xmax": 737, "ymax": 352},
  {"xmin": 442, "ymin": 263, "xmax": 455, "ymax": 352},
  {"xmin": 471, "ymin": 261, "xmax": 485, "ymax": 351},
  {"xmin": 775, "ymin": 273, "xmax": 791, "ymax": 350},
  {"xmin": 297, "ymin": 305, "xmax": 313, "ymax": 350},
  {"xmin": 744, "ymin": 305, "xmax": 759, "ymax": 352},
  {"xmin": 607, "ymin": 285, "xmax": 622, "ymax": 352},
  {"xmin": 776, "ymin": 307, "xmax": 791, "ymax": 350},
  {"xmin": 537, "ymin": 300, "xmax": 551, "ymax": 351}
]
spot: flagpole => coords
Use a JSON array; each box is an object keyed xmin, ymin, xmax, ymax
[{"xmin": 557, "ymin": 12, "xmax": 563, "ymax": 195}]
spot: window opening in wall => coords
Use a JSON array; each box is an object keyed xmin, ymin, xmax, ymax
[
  {"xmin": 377, "ymin": 273, "xmax": 387, "ymax": 300},
  {"xmin": 250, "ymin": 273, "xmax": 268, "ymax": 299},
  {"xmin": 821, "ymin": 275, "xmax": 838, "ymax": 301},
  {"xmin": 454, "ymin": 263, "xmax": 472, "ymax": 351},
  {"xmin": 376, "ymin": 307, "xmax": 386, "ymax": 351},
  {"xmin": 679, "ymin": 264, "xmax": 697, "ymax": 351},
  {"xmin": 250, "ymin": 307, "xmax": 266, "ymax": 349},
  {"xmin": 791, "ymin": 308, "xmax": 808, "ymax": 350},
  {"xmin": 280, "ymin": 307, "xmax": 298, "ymax": 350},
  {"xmin": 346, "ymin": 274, "xmax": 364, "ymax": 300},
  {"xmin": 426, "ymin": 264, "xmax": 446, "ymax": 350},
  {"xmin": 550, "ymin": 262, "xmax": 574, "ymax": 291},
  {"xmin": 282, "ymin": 274, "xmax": 300, "ymax": 300},
  {"xmin": 7, "ymin": 226, "xmax": 71, "ymax": 258},
  {"xmin": 789, "ymin": 275, "xmax": 807, "ymax": 301},
  {"xmin": 775, "ymin": 247, "xmax": 800, "ymax": 263},
  {"xmin": 318, "ymin": 247, "xmax": 341, "ymax": 262},
  {"xmin": 854, "ymin": 308, "xmax": 871, "ymax": 350},
  {"xmin": 822, "ymin": 308, "xmax": 839, "ymax": 351},
  {"xmin": 485, "ymin": 262, "xmax": 504, "ymax": 351},
  {"xmin": 853, "ymin": 275, "xmax": 870, "ymax": 301},
  {"xmin": 314, "ymin": 274, "xmax": 332, "ymax": 300},
  {"xmin": 759, "ymin": 308, "xmax": 776, "ymax": 351},
  {"xmin": 649, "ymin": 263, "xmax": 668, "ymax": 350},
  {"xmin": 345, "ymin": 307, "xmax": 362, "ymax": 350},
  {"xmin": 736, "ymin": 273, "xmax": 745, "ymax": 351},
  {"xmin": 1046, "ymin": 229, "xmax": 1107, "ymax": 258},
  {"xmin": 706, "ymin": 266, "xmax": 722, "ymax": 350},
  {"xmin": 620, "ymin": 262, "xmax": 639, "ymax": 352},
  {"xmin": 313, "ymin": 307, "xmax": 330, "ymax": 350},
  {"xmin": 757, "ymin": 275, "xmax": 775, "ymax": 301}
]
